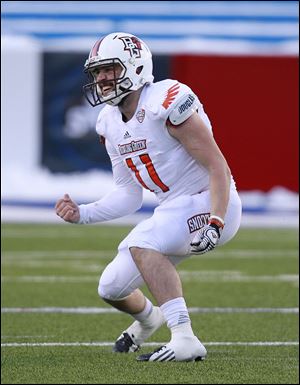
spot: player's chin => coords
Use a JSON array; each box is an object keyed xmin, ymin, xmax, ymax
[{"xmin": 102, "ymin": 89, "xmax": 113, "ymax": 97}]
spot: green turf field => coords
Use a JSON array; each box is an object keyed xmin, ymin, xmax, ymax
[{"xmin": 1, "ymin": 223, "xmax": 299, "ymax": 384}]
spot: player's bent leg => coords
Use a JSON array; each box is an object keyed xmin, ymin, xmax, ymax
[
  {"xmin": 129, "ymin": 248, "xmax": 207, "ymax": 362},
  {"xmin": 120, "ymin": 190, "xmax": 240, "ymax": 362},
  {"xmin": 129, "ymin": 247, "xmax": 184, "ymax": 305},
  {"xmin": 98, "ymin": 246, "xmax": 165, "ymax": 353}
]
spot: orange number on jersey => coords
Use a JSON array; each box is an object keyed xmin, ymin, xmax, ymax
[{"xmin": 126, "ymin": 154, "xmax": 169, "ymax": 193}]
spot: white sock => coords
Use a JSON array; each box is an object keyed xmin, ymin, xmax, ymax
[
  {"xmin": 132, "ymin": 297, "xmax": 154, "ymax": 323},
  {"xmin": 170, "ymin": 321, "xmax": 195, "ymax": 339},
  {"xmin": 160, "ymin": 297, "xmax": 191, "ymax": 329}
]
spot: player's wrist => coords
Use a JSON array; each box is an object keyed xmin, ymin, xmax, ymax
[
  {"xmin": 208, "ymin": 215, "xmax": 225, "ymax": 238},
  {"xmin": 209, "ymin": 215, "xmax": 225, "ymax": 227}
]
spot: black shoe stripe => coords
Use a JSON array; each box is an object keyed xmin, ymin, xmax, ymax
[
  {"xmin": 137, "ymin": 346, "xmax": 176, "ymax": 362},
  {"xmin": 160, "ymin": 352, "xmax": 175, "ymax": 362},
  {"xmin": 153, "ymin": 348, "xmax": 173, "ymax": 361}
]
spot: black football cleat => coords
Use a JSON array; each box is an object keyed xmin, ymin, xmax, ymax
[{"xmin": 112, "ymin": 332, "xmax": 140, "ymax": 353}]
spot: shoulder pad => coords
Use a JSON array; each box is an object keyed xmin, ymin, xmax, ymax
[
  {"xmin": 144, "ymin": 80, "xmax": 176, "ymax": 117},
  {"xmin": 168, "ymin": 93, "xmax": 200, "ymax": 125}
]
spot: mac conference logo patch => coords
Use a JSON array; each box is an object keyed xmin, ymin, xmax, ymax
[{"xmin": 136, "ymin": 108, "xmax": 145, "ymax": 123}]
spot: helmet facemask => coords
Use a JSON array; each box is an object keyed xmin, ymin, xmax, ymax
[{"xmin": 83, "ymin": 58, "xmax": 133, "ymax": 106}]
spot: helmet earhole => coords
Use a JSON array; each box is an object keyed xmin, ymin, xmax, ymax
[{"xmin": 136, "ymin": 66, "xmax": 143, "ymax": 75}]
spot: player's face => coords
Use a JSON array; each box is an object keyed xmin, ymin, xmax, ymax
[{"xmin": 91, "ymin": 63, "xmax": 123, "ymax": 97}]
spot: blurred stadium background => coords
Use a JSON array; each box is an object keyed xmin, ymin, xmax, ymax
[{"xmin": 1, "ymin": 0, "xmax": 299, "ymax": 226}]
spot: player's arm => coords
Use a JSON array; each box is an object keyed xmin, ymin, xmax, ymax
[
  {"xmin": 55, "ymin": 139, "xmax": 143, "ymax": 224},
  {"xmin": 168, "ymin": 112, "xmax": 231, "ymax": 220},
  {"xmin": 167, "ymin": 111, "xmax": 231, "ymax": 254}
]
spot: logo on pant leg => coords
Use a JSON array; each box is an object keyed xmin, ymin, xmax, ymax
[{"xmin": 187, "ymin": 213, "xmax": 210, "ymax": 233}]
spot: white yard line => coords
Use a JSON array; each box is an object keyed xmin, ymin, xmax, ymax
[
  {"xmin": 1, "ymin": 307, "xmax": 298, "ymax": 314},
  {"xmin": 188, "ymin": 307, "xmax": 299, "ymax": 313},
  {"xmin": 2, "ymin": 335, "xmax": 55, "ymax": 338},
  {"xmin": 179, "ymin": 271, "xmax": 299, "ymax": 283},
  {"xmin": 1, "ymin": 249, "xmax": 298, "ymax": 259},
  {"xmin": 1, "ymin": 276, "xmax": 100, "ymax": 283},
  {"xmin": 2, "ymin": 273, "xmax": 298, "ymax": 283},
  {"xmin": 1, "ymin": 250, "xmax": 116, "ymax": 259},
  {"xmin": 1, "ymin": 341, "xmax": 298, "ymax": 347},
  {"xmin": 192, "ymin": 250, "xmax": 298, "ymax": 259},
  {"xmin": 1, "ymin": 229, "xmax": 123, "ymax": 239}
]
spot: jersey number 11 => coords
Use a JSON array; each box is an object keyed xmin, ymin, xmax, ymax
[{"xmin": 126, "ymin": 154, "xmax": 169, "ymax": 193}]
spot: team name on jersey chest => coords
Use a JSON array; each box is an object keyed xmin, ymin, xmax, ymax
[{"xmin": 118, "ymin": 139, "xmax": 147, "ymax": 155}]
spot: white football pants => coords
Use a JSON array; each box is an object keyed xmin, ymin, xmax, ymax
[{"xmin": 98, "ymin": 188, "xmax": 242, "ymax": 301}]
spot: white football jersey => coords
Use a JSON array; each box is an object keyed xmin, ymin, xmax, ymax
[{"xmin": 96, "ymin": 79, "xmax": 227, "ymax": 204}]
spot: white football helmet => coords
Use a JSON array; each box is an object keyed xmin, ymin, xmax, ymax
[{"xmin": 83, "ymin": 32, "xmax": 154, "ymax": 106}]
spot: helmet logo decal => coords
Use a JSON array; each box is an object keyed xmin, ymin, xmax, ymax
[{"xmin": 119, "ymin": 36, "xmax": 142, "ymax": 58}]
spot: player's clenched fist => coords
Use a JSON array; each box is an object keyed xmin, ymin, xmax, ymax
[{"xmin": 55, "ymin": 193, "xmax": 80, "ymax": 223}]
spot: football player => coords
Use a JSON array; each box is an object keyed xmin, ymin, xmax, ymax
[{"xmin": 55, "ymin": 32, "xmax": 242, "ymax": 362}]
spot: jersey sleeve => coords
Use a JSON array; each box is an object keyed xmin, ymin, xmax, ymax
[
  {"xmin": 156, "ymin": 80, "xmax": 201, "ymax": 124},
  {"xmin": 78, "ymin": 139, "xmax": 143, "ymax": 224}
]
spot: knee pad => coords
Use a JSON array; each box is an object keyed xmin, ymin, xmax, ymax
[
  {"xmin": 98, "ymin": 262, "xmax": 124, "ymax": 301},
  {"xmin": 97, "ymin": 258, "xmax": 144, "ymax": 301}
]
